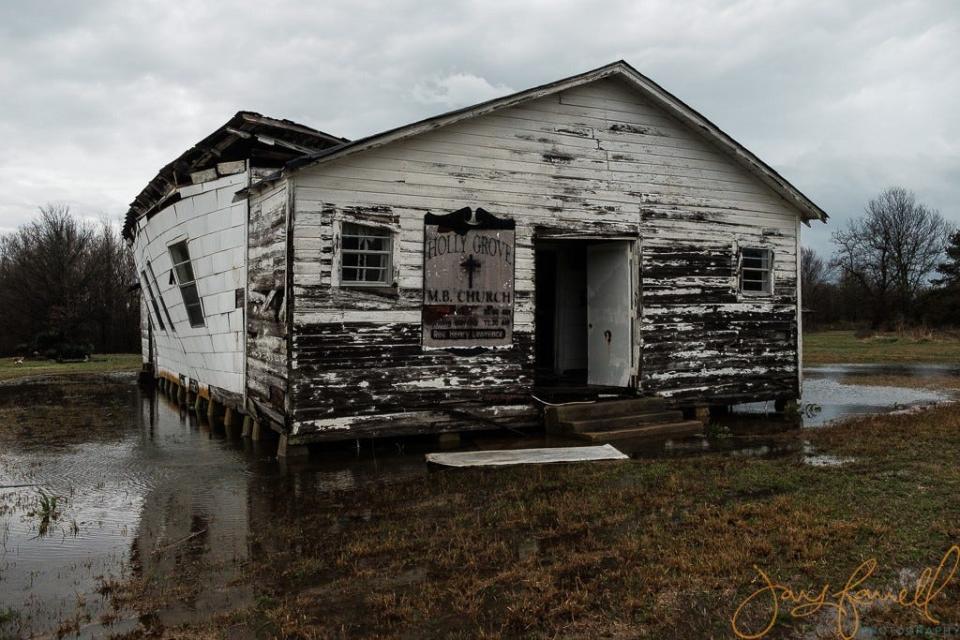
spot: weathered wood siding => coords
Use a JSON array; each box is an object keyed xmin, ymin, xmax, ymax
[
  {"xmin": 289, "ymin": 76, "xmax": 801, "ymax": 439},
  {"xmin": 132, "ymin": 167, "xmax": 249, "ymax": 396},
  {"xmin": 245, "ymin": 180, "xmax": 290, "ymax": 420}
]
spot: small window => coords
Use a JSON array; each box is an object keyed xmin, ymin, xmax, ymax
[
  {"xmin": 141, "ymin": 270, "xmax": 165, "ymax": 331},
  {"xmin": 169, "ymin": 240, "xmax": 206, "ymax": 327},
  {"xmin": 147, "ymin": 260, "xmax": 175, "ymax": 331},
  {"xmin": 340, "ymin": 222, "xmax": 392, "ymax": 285},
  {"xmin": 740, "ymin": 247, "xmax": 773, "ymax": 295}
]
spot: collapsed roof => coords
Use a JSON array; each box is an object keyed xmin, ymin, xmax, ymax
[{"xmin": 122, "ymin": 111, "xmax": 347, "ymax": 240}]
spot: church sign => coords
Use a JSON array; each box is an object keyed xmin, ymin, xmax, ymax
[{"xmin": 422, "ymin": 207, "xmax": 515, "ymax": 349}]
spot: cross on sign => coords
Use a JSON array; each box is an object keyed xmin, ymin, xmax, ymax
[{"xmin": 460, "ymin": 254, "xmax": 482, "ymax": 289}]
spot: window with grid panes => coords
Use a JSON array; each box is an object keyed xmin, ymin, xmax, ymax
[
  {"xmin": 739, "ymin": 247, "xmax": 773, "ymax": 295},
  {"xmin": 340, "ymin": 223, "xmax": 392, "ymax": 285}
]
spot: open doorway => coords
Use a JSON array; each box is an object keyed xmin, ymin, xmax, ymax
[
  {"xmin": 535, "ymin": 239, "xmax": 635, "ymax": 389},
  {"xmin": 535, "ymin": 242, "xmax": 588, "ymax": 384}
]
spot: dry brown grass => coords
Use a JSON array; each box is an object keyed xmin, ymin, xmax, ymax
[
  {"xmin": 106, "ymin": 403, "xmax": 960, "ymax": 639},
  {"xmin": 805, "ymin": 330, "xmax": 960, "ymax": 364}
]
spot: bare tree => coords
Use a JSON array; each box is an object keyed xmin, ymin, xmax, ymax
[
  {"xmin": 800, "ymin": 247, "xmax": 831, "ymax": 302},
  {"xmin": 800, "ymin": 246, "xmax": 834, "ymax": 329},
  {"xmin": 0, "ymin": 204, "xmax": 139, "ymax": 355},
  {"xmin": 831, "ymin": 187, "xmax": 950, "ymax": 328}
]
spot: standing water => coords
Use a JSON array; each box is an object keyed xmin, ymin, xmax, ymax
[
  {"xmin": 734, "ymin": 363, "xmax": 951, "ymax": 426},
  {"xmin": 0, "ymin": 365, "xmax": 952, "ymax": 637},
  {"xmin": 0, "ymin": 374, "xmax": 425, "ymax": 637}
]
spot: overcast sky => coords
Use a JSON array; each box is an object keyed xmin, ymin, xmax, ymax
[{"xmin": 1, "ymin": 0, "xmax": 957, "ymax": 255}]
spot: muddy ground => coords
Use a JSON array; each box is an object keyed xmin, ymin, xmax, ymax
[
  {"xmin": 1, "ymin": 371, "xmax": 959, "ymax": 639},
  {"xmin": 110, "ymin": 406, "xmax": 960, "ymax": 639}
]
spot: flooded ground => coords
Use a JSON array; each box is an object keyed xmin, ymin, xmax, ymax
[
  {"xmin": 0, "ymin": 364, "xmax": 954, "ymax": 638},
  {"xmin": 735, "ymin": 363, "xmax": 951, "ymax": 426}
]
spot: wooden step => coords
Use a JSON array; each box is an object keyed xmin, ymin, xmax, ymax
[
  {"xmin": 562, "ymin": 410, "xmax": 685, "ymax": 433},
  {"xmin": 546, "ymin": 397, "xmax": 668, "ymax": 426},
  {"xmin": 573, "ymin": 420, "xmax": 704, "ymax": 444}
]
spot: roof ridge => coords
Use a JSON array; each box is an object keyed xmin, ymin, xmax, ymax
[{"xmin": 255, "ymin": 60, "xmax": 826, "ymax": 224}]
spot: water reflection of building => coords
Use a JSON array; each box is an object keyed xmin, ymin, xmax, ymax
[{"xmin": 130, "ymin": 391, "xmax": 256, "ymax": 625}]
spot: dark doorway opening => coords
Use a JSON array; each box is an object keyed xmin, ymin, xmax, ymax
[{"xmin": 534, "ymin": 242, "xmax": 588, "ymax": 386}]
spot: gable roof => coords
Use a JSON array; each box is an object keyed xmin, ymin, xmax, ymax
[
  {"xmin": 122, "ymin": 111, "xmax": 347, "ymax": 240},
  {"xmin": 254, "ymin": 60, "xmax": 827, "ymax": 224}
]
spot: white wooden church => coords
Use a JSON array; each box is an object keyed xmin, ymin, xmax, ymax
[{"xmin": 125, "ymin": 61, "xmax": 827, "ymax": 456}]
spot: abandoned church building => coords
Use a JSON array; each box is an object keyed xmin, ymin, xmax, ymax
[{"xmin": 124, "ymin": 61, "xmax": 828, "ymax": 456}]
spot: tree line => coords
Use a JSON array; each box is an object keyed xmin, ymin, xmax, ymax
[
  {"xmin": 0, "ymin": 204, "xmax": 140, "ymax": 357},
  {"xmin": 802, "ymin": 186, "xmax": 958, "ymax": 331}
]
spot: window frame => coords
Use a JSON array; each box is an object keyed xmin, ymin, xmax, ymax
[
  {"xmin": 146, "ymin": 260, "xmax": 175, "ymax": 331},
  {"xmin": 168, "ymin": 239, "xmax": 206, "ymax": 328},
  {"xmin": 339, "ymin": 222, "xmax": 394, "ymax": 287},
  {"xmin": 141, "ymin": 269, "xmax": 166, "ymax": 331},
  {"xmin": 738, "ymin": 246, "xmax": 774, "ymax": 297}
]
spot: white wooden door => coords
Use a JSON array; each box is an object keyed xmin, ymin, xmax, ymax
[{"xmin": 587, "ymin": 242, "xmax": 632, "ymax": 387}]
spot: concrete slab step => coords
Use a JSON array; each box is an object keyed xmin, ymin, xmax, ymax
[
  {"xmin": 573, "ymin": 420, "xmax": 704, "ymax": 444},
  {"xmin": 562, "ymin": 410, "xmax": 686, "ymax": 433},
  {"xmin": 425, "ymin": 444, "xmax": 629, "ymax": 468},
  {"xmin": 546, "ymin": 397, "xmax": 668, "ymax": 426}
]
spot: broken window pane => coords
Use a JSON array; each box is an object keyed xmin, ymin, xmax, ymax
[{"xmin": 168, "ymin": 240, "xmax": 206, "ymax": 327}]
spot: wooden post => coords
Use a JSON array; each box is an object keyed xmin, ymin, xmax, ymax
[
  {"xmin": 207, "ymin": 397, "xmax": 220, "ymax": 422},
  {"xmin": 223, "ymin": 407, "xmax": 240, "ymax": 437},
  {"xmin": 693, "ymin": 406, "xmax": 710, "ymax": 424},
  {"xmin": 177, "ymin": 384, "xmax": 186, "ymax": 406},
  {"xmin": 277, "ymin": 434, "xmax": 309, "ymax": 458},
  {"xmin": 250, "ymin": 419, "xmax": 264, "ymax": 441},
  {"xmin": 241, "ymin": 414, "xmax": 253, "ymax": 438}
]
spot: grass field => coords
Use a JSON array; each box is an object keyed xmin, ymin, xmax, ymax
[
  {"xmin": 804, "ymin": 330, "xmax": 960, "ymax": 364},
  {"xmin": 0, "ymin": 353, "xmax": 141, "ymax": 381},
  {"xmin": 106, "ymin": 402, "xmax": 960, "ymax": 639}
]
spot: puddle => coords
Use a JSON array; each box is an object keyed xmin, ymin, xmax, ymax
[
  {"xmin": 732, "ymin": 364, "xmax": 952, "ymax": 427},
  {"xmin": 0, "ymin": 363, "xmax": 953, "ymax": 636},
  {"xmin": 0, "ymin": 377, "xmax": 432, "ymax": 638},
  {"xmin": 568, "ymin": 363, "xmax": 955, "ymax": 461}
]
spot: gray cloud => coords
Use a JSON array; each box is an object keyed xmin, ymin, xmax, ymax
[{"xmin": 1, "ymin": 0, "xmax": 957, "ymax": 255}]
